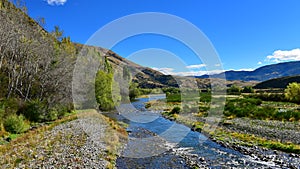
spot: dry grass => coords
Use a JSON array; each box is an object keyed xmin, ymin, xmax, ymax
[
  {"xmin": 100, "ymin": 113, "xmax": 128, "ymax": 169},
  {"xmin": 0, "ymin": 110, "xmax": 128, "ymax": 168}
]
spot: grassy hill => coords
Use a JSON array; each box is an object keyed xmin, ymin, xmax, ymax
[{"xmin": 254, "ymin": 75, "xmax": 300, "ymax": 89}]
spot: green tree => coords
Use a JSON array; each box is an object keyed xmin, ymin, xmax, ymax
[
  {"xmin": 95, "ymin": 70, "xmax": 115, "ymax": 111},
  {"xmin": 285, "ymin": 82, "xmax": 300, "ymax": 104},
  {"xmin": 242, "ymin": 86, "xmax": 254, "ymax": 93},
  {"xmin": 227, "ymin": 85, "xmax": 241, "ymax": 95},
  {"xmin": 52, "ymin": 26, "xmax": 64, "ymax": 41},
  {"xmin": 129, "ymin": 83, "xmax": 140, "ymax": 101}
]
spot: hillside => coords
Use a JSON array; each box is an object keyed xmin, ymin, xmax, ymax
[
  {"xmin": 96, "ymin": 46, "xmax": 256, "ymax": 89},
  {"xmin": 198, "ymin": 61, "xmax": 300, "ymax": 81},
  {"xmin": 0, "ymin": 0, "xmax": 260, "ymax": 95},
  {"xmin": 254, "ymin": 75, "xmax": 300, "ymax": 89}
]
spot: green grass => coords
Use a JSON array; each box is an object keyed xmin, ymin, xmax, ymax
[
  {"xmin": 213, "ymin": 129, "xmax": 300, "ymax": 154},
  {"xmin": 166, "ymin": 92, "xmax": 211, "ymax": 103},
  {"xmin": 224, "ymin": 97, "xmax": 300, "ymax": 121},
  {"xmin": 8, "ymin": 134, "xmax": 19, "ymax": 140}
]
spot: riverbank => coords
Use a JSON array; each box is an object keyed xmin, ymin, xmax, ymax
[
  {"xmin": 147, "ymin": 99, "xmax": 300, "ymax": 168},
  {"xmin": 0, "ymin": 110, "xmax": 127, "ymax": 168}
]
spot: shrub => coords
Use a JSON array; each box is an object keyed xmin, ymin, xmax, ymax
[
  {"xmin": 273, "ymin": 109, "xmax": 300, "ymax": 121},
  {"xmin": 170, "ymin": 106, "xmax": 181, "ymax": 114},
  {"xmin": 224, "ymin": 98, "xmax": 262, "ymax": 118},
  {"xmin": 18, "ymin": 100, "xmax": 46, "ymax": 122},
  {"xmin": 246, "ymin": 93, "xmax": 287, "ymax": 102},
  {"xmin": 2, "ymin": 98, "xmax": 22, "ymax": 116},
  {"xmin": 242, "ymin": 86, "xmax": 254, "ymax": 93},
  {"xmin": 46, "ymin": 108, "xmax": 58, "ymax": 121},
  {"xmin": 166, "ymin": 93, "xmax": 181, "ymax": 102},
  {"xmin": 51, "ymin": 104, "xmax": 73, "ymax": 119},
  {"xmin": 253, "ymin": 106, "xmax": 276, "ymax": 119},
  {"xmin": 129, "ymin": 83, "xmax": 140, "ymax": 101},
  {"xmin": 199, "ymin": 106, "xmax": 209, "ymax": 112},
  {"xmin": 3, "ymin": 114, "xmax": 29, "ymax": 134},
  {"xmin": 227, "ymin": 85, "xmax": 241, "ymax": 95},
  {"xmin": 199, "ymin": 92, "xmax": 212, "ymax": 103},
  {"xmin": 0, "ymin": 103, "xmax": 4, "ymax": 124}
]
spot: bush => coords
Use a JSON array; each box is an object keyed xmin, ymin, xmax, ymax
[
  {"xmin": 224, "ymin": 98, "xmax": 262, "ymax": 118},
  {"xmin": 166, "ymin": 93, "xmax": 181, "ymax": 102},
  {"xmin": 170, "ymin": 107, "xmax": 181, "ymax": 114},
  {"xmin": 129, "ymin": 83, "xmax": 140, "ymax": 101},
  {"xmin": 18, "ymin": 100, "xmax": 46, "ymax": 122},
  {"xmin": 246, "ymin": 93, "xmax": 287, "ymax": 102},
  {"xmin": 46, "ymin": 108, "xmax": 58, "ymax": 121},
  {"xmin": 3, "ymin": 114, "xmax": 29, "ymax": 134},
  {"xmin": 199, "ymin": 92, "xmax": 211, "ymax": 103},
  {"xmin": 199, "ymin": 106, "xmax": 209, "ymax": 112},
  {"xmin": 0, "ymin": 103, "xmax": 4, "ymax": 124},
  {"xmin": 242, "ymin": 86, "xmax": 254, "ymax": 93},
  {"xmin": 273, "ymin": 109, "xmax": 300, "ymax": 121},
  {"xmin": 253, "ymin": 106, "xmax": 276, "ymax": 119},
  {"xmin": 227, "ymin": 85, "xmax": 241, "ymax": 95},
  {"xmin": 51, "ymin": 104, "xmax": 73, "ymax": 119},
  {"xmin": 2, "ymin": 98, "xmax": 22, "ymax": 116}
]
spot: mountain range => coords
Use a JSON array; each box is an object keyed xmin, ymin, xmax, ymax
[{"xmin": 197, "ymin": 61, "xmax": 300, "ymax": 82}]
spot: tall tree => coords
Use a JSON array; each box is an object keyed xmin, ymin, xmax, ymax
[{"xmin": 285, "ymin": 82, "xmax": 300, "ymax": 104}]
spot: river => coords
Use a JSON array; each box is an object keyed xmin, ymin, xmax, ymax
[{"xmin": 103, "ymin": 95, "xmax": 276, "ymax": 168}]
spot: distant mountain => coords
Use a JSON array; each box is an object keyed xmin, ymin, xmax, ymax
[
  {"xmin": 254, "ymin": 75, "xmax": 300, "ymax": 89},
  {"xmin": 197, "ymin": 61, "xmax": 300, "ymax": 81}
]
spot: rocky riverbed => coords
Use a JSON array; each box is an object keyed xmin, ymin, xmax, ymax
[
  {"xmin": 0, "ymin": 110, "xmax": 126, "ymax": 168},
  {"xmin": 171, "ymin": 114, "xmax": 300, "ymax": 168},
  {"xmin": 146, "ymin": 97, "xmax": 300, "ymax": 168},
  {"xmin": 222, "ymin": 118, "xmax": 300, "ymax": 144},
  {"xmin": 1, "ymin": 104, "xmax": 299, "ymax": 168},
  {"xmin": 217, "ymin": 118, "xmax": 300, "ymax": 168}
]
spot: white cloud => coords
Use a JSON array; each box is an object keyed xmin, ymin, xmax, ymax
[
  {"xmin": 45, "ymin": 0, "xmax": 67, "ymax": 5},
  {"xmin": 257, "ymin": 61, "xmax": 262, "ymax": 65},
  {"xmin": 152, "ymin": 67, "xmax": 225, "ymax": 76},
  {"xmin": 266, "ymin": 48, "xmax": 300, "ymax": 62},
  {"xmin": 186, "ymin": 64, "xmax": 206, "ymax": 69},
  {"xmin": 152, "ymin": 67, "xmax": 175, "ymax": 75},
  {"xmin": 152, "ymin": 67, "xmax": 255, "ymax": 77},
  {"xmin": 228, "ymin": 68, "xmax": 255, "ymax": 72}
]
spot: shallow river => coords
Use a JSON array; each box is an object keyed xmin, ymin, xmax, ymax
[{"xmin": 103, "ymin": 95, "xmax": 274, "ymax": 168}]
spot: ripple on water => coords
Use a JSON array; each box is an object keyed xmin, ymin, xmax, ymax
[{"xmin": 109, "ymin": 96, "xmax": 286, "ymax": 168}]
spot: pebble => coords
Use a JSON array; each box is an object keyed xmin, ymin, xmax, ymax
[{"xmin": 3, "ymin": 116, "xmax": 119, "ymax": 168}]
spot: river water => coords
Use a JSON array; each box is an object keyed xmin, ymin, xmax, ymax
[{"xmin": 103, "ymin": 95, "xmax": 274, "ymax": 168}]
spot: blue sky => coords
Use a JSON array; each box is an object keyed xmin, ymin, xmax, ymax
[{"xmin": 22, "ymin": 0, "xmax": 300, "ymax": 76}]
